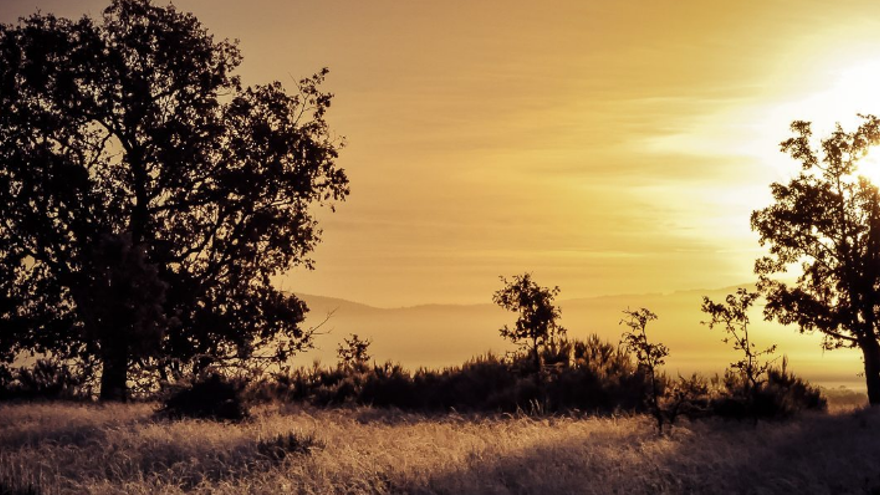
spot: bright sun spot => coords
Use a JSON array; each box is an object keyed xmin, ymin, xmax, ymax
[
  {"xmin": 858, "ymin": 149, "xmax": 880, "ymax": 186},
  {"xmin": 757, "ymin": 56, "xmax": 880, "ymax": 182},
  {"xmin": 830, "ymin": 59, "xmax": 880, "ymax": 187},
  {"xmin": 803, "ymin": 58, "xmax": 880, "ymax": 127}
]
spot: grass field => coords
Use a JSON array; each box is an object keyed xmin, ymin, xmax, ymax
[{"xmin": 2, "ymin": 402, "xmax": 880, "ymax": 494}]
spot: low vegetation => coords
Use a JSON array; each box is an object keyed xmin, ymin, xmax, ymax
[
  {"xmin": 255, "ymin": 337, "xmax": 645, "ymax": 414},
  {"xmin": 0, "ymin": 276, "xmax": 838, "ymax": 494},
  {"xmin": 1, "ymin": 401, "xmax": 878, "ymax": 494},
  {"xmin": 0, "ymin": 330, "xmax": 826, "ymax": 427},
  {"xmin": 157, "ymin": 374, "xmax": 250, "ymax": 422},
  {"xmin": 0, "ymin": 360, "xmax": 89, "ymax": 402},
  {"xmin": 247, "ymin": 333, "xmax": 824, "ymax": 424}
]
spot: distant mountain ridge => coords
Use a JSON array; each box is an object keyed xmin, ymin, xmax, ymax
[
  {"xmin": 293, "ymin": 285, "xmax": 864, "ymax": 390},
  {"xmin": 297, "ymin": 283, "xmax": 758, "ymax": 312}
]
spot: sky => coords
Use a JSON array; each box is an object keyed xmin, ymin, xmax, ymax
[{"xmin": 6, "ymin": 1, "xmax": 880, "ymax": 307}]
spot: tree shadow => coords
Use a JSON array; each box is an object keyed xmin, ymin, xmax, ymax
[{"xmin": 0, "ymin": 413, "xmax": 145, "ymax": 451}]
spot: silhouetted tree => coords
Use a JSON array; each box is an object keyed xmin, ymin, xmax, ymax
[
  {"xmin": 493, "ymin": 273, "xmax": 566, "ymax": 373},
  {"xmin": 702, "ymin": 288, "xmax": 777, "ymax": 420},
  {"xmin": 619, "ymin": 308, "xmax": 667, "ymax": 433},
  {"xmin": 337, "ymin": 333, "xmax": 371, "ymax": 370},
  {"xmin": 0, "ymin": 0, "xmax": 348, "ymax": 400},
  {"xmin": 752, "ymin": 116, "xmax": 880, "ymax": 404}
]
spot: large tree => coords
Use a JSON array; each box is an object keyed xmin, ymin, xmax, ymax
[
  {"xmin": 752, "ymin": 116, "xmax": 880, "ymax": 404},
  {"xmin": 0, "ymin": 0, "xmax": 348, "ymax": 400}
]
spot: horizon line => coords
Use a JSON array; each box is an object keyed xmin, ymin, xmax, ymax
[{"xmin": 290, "ymin": 282, "xmax": 760, "ymax": 312}]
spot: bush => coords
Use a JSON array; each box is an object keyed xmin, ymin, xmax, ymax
[
  {"xmin": 253, "ymin": 336, "xmax": 824, "ymax": 421},
  {"xmin": 0, "ymin": 365, "xmax": 13, "ymax": 401},
  {"xmin": 663, "ymin": 373, "xmax": 712, "ymax": 423},
  {"xmin": 157, "ymin": 373, "xmax": 249, "ymax": 422},
  {"xmin": 710, "ymin": 358, "xmax": 826, "ymax": 420},
  {"xmin": 259, "ymin": 336, "xmax": 653, "ymax": 414},
  {"xmin": 359, "ymin": 363, "xmax": 417, "ymax": 408},
  {"xmin": 541, "ymin": 335, "xmax": 649, "ymax": 413},
  {"xmin": 0, "ymin": 359, "xmax": 90, "ymax": 401},
  {"xmin": 821, "ymin": 386, "xmax": 867, "ymax": 408}
]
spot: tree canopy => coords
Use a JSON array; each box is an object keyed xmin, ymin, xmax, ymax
[
  {"xmin": 493, "ymin": 273, "xmax": 566, "ymax": 372},
  {"xmin": 751, "ymin": 116, "xmax": 880, "ymax": 404},
  {"xmin": 0, "ymin": 0, "xmax": 348, "ymax": 400}
]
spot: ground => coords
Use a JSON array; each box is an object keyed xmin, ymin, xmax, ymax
[{"xmin": 1, "ymin": 402, "xmax": 879, "ymax": 494}]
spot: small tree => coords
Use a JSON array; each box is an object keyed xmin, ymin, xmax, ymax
[
  {"xmin": 620, "ymin": 308, "xmax": 668, "ymax": 433},
  {"xmin": 337, "ymin": 334, "xmax": 372, "ymax": 370},
  {"xmin": 702, "ymin": 288, "xmax": 777, "ymax": 418},
  {"xmin": 493, "ymin": 273, "xmax": 566, "ymax": 373}
]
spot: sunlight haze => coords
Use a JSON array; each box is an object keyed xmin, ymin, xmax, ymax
[
  {"xmin": 5, "ymin": 5, "xmax": 880, "ymax": 490},
  {"xmin": 5, "ymin": 0, "xmax": 880, "ymax": 307}
]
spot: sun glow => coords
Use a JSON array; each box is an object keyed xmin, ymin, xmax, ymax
[
  {"xmin": 857, "ymin": 149, "xmax": 880, "ymax": 187},
  {"xmin": 795, "ymin": 57, "xmax": 880, "ymax": 128},
  {"xmin": 825, "ymin": 57, "xmax": 880, "ymax": 188},
  {"xmin": 744, "ymin": 56, "xmax": 880, "ymax": 184}
]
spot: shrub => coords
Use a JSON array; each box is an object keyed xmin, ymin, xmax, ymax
[
  {"xmin": 157, "ymin": 373, "xmax": 249, "ymax": 422},
  {"xmin": 0, "ymin": 365, "xmax": 13, "ymax": 401},
  {"xmin": 255, "ymin": 333, "xmax": 824, "ymax": 422},
  {"xmin": 261, "ymin": 336, "xmax": 653, "ymax": 415},
  {"xmin": 759, "ymin": 360, "xmax": 826, "ymax": 417},
  {"xmin": 0, "ymin": 359, "xmax": 90, "ymax": 401},
  {"xmin": 359, "ymin": 363, "xmax": 417, "ymax": 408},
  {"xmin": 710, "ymin": 358, "xmax": 826, "ymax": 420},
  {"xmin": 663, "ymin": 373, "xmax": 712, "ymax": 423},
  {"xmin": 542, "ymin": 336, "xmax": 649, "ymax": 413},
  {"xmin": 821, "ymin": 386, "xmax": 868, "ymax": 408}
]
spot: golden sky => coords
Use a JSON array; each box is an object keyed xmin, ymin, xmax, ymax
[{"xmin": 6, "ymin": 1, "xmax": 880, "ymax": 306}]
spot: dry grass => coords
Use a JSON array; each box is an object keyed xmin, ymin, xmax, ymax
[{"xmin": 2, "ymin": 402, "xmax": 880, "ymax": 494}]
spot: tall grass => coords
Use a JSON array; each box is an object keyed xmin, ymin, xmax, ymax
[{"xmin": 1, "ymin": 402, "xmax": 879, "ymax": 494}]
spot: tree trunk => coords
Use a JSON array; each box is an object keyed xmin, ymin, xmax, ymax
[
  {"xmin": 861, "ymin": 337, "xmax": 880, "ymax": 406},
  {"xmin": 532, "ymin": 337, "xmax": 541, "ymax": 375},
  {"xmin": 100, "ymin": 344, "xmax": 129, "ymax": 402}
]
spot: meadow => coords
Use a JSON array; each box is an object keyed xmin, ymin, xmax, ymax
[{"xmin": 2, "ymin": 400, "xmax": 880, "ymax": 495}]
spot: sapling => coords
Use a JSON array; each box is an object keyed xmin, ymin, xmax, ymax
[
  {"xmin": 701, "ymin": 288, "xmax": 777, "ymax": 421},
  {"xmin": 620, "ymin": 308, "xmax": 669, "ymax": 434},
  {"xmin": 337, "ymin": 334, "xmax": 373, "ymax": 371}
]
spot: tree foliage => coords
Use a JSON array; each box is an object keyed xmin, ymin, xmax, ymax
[
  {"xmin": 751, "ymin": 116, "xmax": 880, "ymax": 404},
  {"xmin": 619, "ymin": 308, "xmax": 668, "ymax": 432},
  {"xmin": 0, "ymin": 0, "xmax": 348, "ymax": 400},
  {"xmin": 337, "ymin": 333, "xmax": 372, "ymax": 370},
  {"xmin": 493, "ymin": 273, "xmax": 566, "ymax": 373}
]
